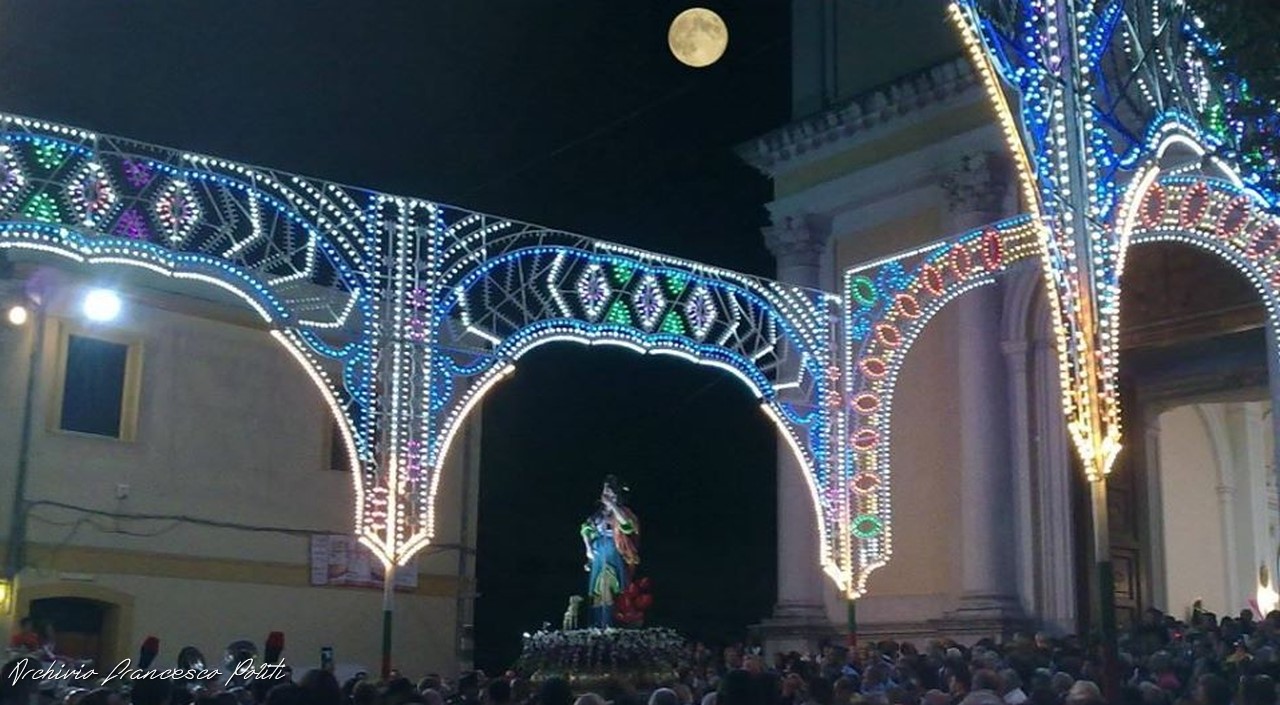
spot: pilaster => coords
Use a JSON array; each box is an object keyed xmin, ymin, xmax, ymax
[
  {"xmin": 1001, "ymin": 338, "xmax": 1037, "ymax": 619},
  {"xmin": 763, "ymin": 214, "xmax": 830, "ymax": 288},
  {"xmin": 756, "ymin": 212, "xmax": 837, "ymax": 655},
  {"xmin": 940, "ymin": 151, "xmax": 1026, "ymax": 635}
]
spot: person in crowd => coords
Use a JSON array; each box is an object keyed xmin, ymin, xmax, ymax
[
  {"xmin": 998, "ymin": 669, "xmax": 1026, "ymax": 705},
  {"xmin": 537, "ymin": 677, "xmax": 573, "ymax": 705},
  {"xmin": 263, "ymin": 682, "xmax": 301, "ymax": 705},
  {"xmin": 352, "ymin": 681, "xmax": 379, "ymax": 705},
  {"xmin": 485, "ymin": 679, "xmax": 512, "ymax": 705},
  {"xmin": 129, "ymin": 677, "xmax": 174, "ymax": 705},
  {"xmin": 79, "ymin": 688, "xmax": 123, "ymax": 705},
  {"xmin": 7, "ymin": 618, "xmax": 38, "ymax": 652},
  {"xmin": 299, "ymin": 669, "xmax": 342, "ymax": 705}
]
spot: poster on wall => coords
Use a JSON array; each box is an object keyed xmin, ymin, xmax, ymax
[{"xmin": 309, "ymin": 535, "xmax": 419, "ymax": 589}]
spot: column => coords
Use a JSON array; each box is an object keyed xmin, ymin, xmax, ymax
[
  {"xmin": 1005, "ymin": 263, "xmax": 1078, "ymax": 633},
  {"xmin": 1034, "ymin": 332, "xmax": 1078, "ymax": 633},
  {"xmin": 1242, "ymin": 403, "xmax": 1271, "ymax": 613},
  {"xmin": 760, "ymin": 214, "xmax": 831, "ymax": 646},
  {"xmin": 940, "ymin": 152, "xmax": 1023, "ymax": 620},
  {"xmin": 955, "ymin": 284, "xmax": 1020, "ymax": 612},
  {"xmin": 764, "ymin": 214, "xmax": 827, "ymax": 288},
  {"xmin": 1199, "ymin": 404, "xmax": 1240, "ymax": 613},
  {"xmin": 1144, "ymin": 414, "xmax": 1167, "ymax": 612},
  {"xmin": 1001, "ymin": 337, "xmax": 1036, "ymax": 617},
  {"xmin": 1267, "ymin": 323, "xmax": 1280, "ymax": 592}
]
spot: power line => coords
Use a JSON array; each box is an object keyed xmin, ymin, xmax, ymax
[{"xmin": 459, "ymin": 30, "xmax": 788, "ymax": 200}]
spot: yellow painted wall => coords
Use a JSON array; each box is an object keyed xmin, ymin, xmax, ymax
[
  {"xmin": 864, "ymin": 299, "xmax": 963, "ymax": 601},
  {"xmin": 835, "ymin": 208, "xmax": 943, "ymax": 273},
  {"xmin": 0, "ymin": 268, "xmax": 473, "ymax": 676},
  {"xmin": 1158, "ymin": 406, "xmax": 1225, "ymax": 617},
  {"xmin": 17, "ymin": 572, "xmax": 455, "ymax": 678}
]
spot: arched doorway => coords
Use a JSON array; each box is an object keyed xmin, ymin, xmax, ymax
[
  {"xmin": 1111, "ymin": 241, "xmax": 1270, "ymax": 624},
  {"xmin": 30, "ymin": 597, "xmax": 109, "ymax": 663},
  {"xmin": 473, "ymin": 343, "xmax": 778, "ymax": 671},
  {"xmin": 16, "ymin": 582, "xmax": 134, "ymax": 666}
]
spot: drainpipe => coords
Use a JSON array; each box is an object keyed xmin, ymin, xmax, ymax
[{"xmin": 8, "ymin": 302, "xmax": 45, "ymax": 580}]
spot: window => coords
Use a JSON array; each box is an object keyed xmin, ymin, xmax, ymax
[{"xmin": 53, "ymin": 328, "xmax": 141, "ymax": 440}]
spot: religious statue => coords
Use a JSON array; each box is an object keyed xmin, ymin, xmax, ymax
[{"xmin": 580, "ymin": 475, "xmax": 640, "ymax": 627}]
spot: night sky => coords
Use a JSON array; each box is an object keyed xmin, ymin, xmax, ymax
[{"xmin": 0, "ymin": 1, "xmax": 791, "ymax": 669}]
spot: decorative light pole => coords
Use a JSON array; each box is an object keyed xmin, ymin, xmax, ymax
[{"xmin": 946, "ymin": 0, "xmax": 1137, "ymax": 686}]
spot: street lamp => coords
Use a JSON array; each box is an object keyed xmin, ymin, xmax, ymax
[
  {"xmin": 5, "ymin": 305, "xmax": 27, "ymax": 327},
  {"xmin": 82, "ymin": 288, "xmax": 122, "ymax": 322}
]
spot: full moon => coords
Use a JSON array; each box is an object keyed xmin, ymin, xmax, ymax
[{"xmin": 668, "ymin": 8, "xmax": 728, "ymax": 68}]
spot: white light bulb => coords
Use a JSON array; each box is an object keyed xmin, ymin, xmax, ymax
[{"xmin": 82, "ymin": 288, "xmax": 122, "ymax": 322}]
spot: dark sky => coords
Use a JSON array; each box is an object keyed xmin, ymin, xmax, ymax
[{"xmin": 0, "ymin": 1, "xmax": 791, "ymax": 668}]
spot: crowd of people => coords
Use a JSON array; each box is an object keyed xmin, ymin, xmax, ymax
[{"xmin": 4, "ymin": 606, "xmax": 1280, "ymax": 705}]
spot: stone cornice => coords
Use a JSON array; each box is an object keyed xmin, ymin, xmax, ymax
[{"xmin": 737, "ymin": 57, "xmax": 979, "ymax": 177}]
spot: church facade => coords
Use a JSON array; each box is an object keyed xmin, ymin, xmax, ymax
[{"xmin": 742, "ymin": 0, "xmax": 1279, "ymax": 648}]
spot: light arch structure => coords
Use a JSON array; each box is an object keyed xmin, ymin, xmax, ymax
[
  {"xmin": 948, "ymin": 0, "xmax": 1280, "ymax": 481},
  {"xmin": 840, "ymin": 216, "xmax": 1040, "ymax": 595},
  {"xmin": 0, "ymin": 116, "xmax": 381, "ymax": 548},
  {"xmin": 426, "ymin": 226, "xmax": 858, "ymax": 587},
  {"xmin": 1112, "ymin": 120, "xmax": 1280, "ymax": 313},
  {"xmin": 0, "ymin": 112, "xmax": 883, "ymax": 596}
]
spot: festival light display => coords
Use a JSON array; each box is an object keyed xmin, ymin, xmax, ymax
[
  {"xmin": 432, "ymin": 228, "xmax": 851, "ymax": 587},
  {"xmin": 5, "ymin": 0, "xmax": 1278, "ymax": 619},
  {"xmin": 832, "ymin": 0, "xmax": 1280, "ymax": 604},
  {"xmin": 0, "ymin": 114, "xmax": 866, "ymax": 598},
  {"xmin": 949, "ymin": 0, "xmax": 1280, "ymax": 483},
  {"xmin": 842, "ymin": 216, "xmax": 1040, "ymax": 596},
  {"xmin": 936, "ymin": 0, "xmax": 1280, "ymax": 661}
]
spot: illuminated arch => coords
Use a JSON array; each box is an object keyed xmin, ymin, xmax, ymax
[
  {"xmin": 421, "ymin": 330, "xmax": 832, "ymax": 575},
  {"xmin": 0, "ymin": 225, "xmax": 373, "ymax": 553},
  {"xmin": 0, "ymin": 113, "xmax": 861, "ymax": 590},
  {"xmin": 420, "ymin": 235, "xmax": 854, "ymax": 587},
  {"xmin": 0, "ymin": 115, "xmax": 386, "ymax": 561},
  {"xmin": 1121, "ymin": 172, "xmax": 1280, "ymax": 334},
  {"xmin": 841, "ymin": 216, "xmax": 1041, "ymax": 596},
  {"xmin": 0, "ymin": 112, "xmax": 917, "ymax": 601}
]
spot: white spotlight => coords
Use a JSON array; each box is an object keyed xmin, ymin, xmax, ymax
[
  {"xmin": 5, "ymin": 305, "xmax": 28, "ymax": 326},
  {"xmin": 82, "ymin": 289, "xmax": 122, "ymax": 322}
]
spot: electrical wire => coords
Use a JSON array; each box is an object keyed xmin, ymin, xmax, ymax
[
  {"xmin": 459, "ymin": 29, "xmax": 789, "ymax": 200},
  {"xmin": 26, "ymin": 500, "xmax": 330, "ymax": 537},
  {"xmin": 23, "ymin": 499, "xmax": 472, "ymax": 554}
]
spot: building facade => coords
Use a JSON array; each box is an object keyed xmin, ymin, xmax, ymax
[
  {"xmin": 743, "ymin": 0, "xmax": 1279, "ymax": 647},
  {"xmin": 0, "ymin": 258, "xmax": 479, "ymax": 676}
]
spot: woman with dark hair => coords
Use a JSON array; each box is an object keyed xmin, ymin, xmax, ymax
[
  {"xmin": 299, "ymin": 669, "xmax": 343, "ymax": 705},
  {"xmin": 264, "ymin": 683, "xmax": 303, "ymax": 705},
  {"xmin": 580, "ymin": 475, "xmax": 640, "ymax": 627}
]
